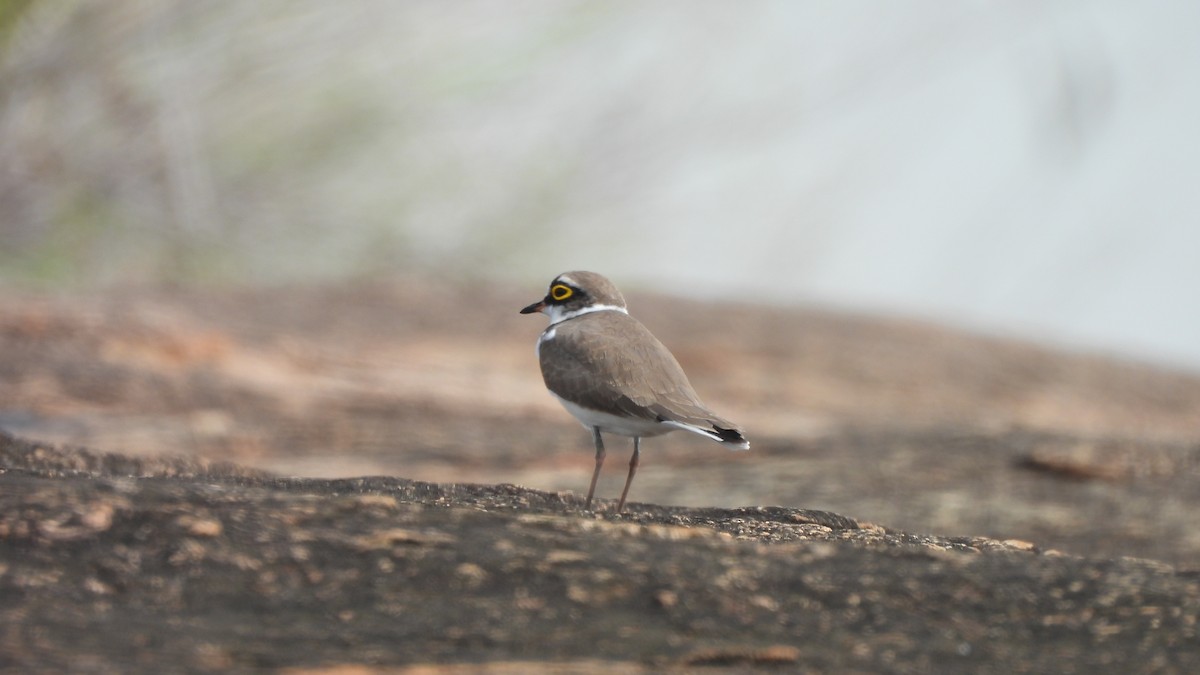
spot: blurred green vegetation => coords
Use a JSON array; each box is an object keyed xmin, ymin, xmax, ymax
[
  {"xmin": 0, "ymin": 0, "xmax": 36, "ymax": 46},
  {"xmin": 0, "ymin": 1, "xmax": 587, "ymax": 289}
]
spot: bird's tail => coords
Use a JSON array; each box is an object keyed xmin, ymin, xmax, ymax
[
  {"xmin": 662, "ymin": 419, "xmax": 750, "ymax": 451},
  {"xmin": 713, "ymin": 424, "xmax": 750, "ymax": 451}
]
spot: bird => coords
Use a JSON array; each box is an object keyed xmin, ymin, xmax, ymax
[{"xmin": 520, "ymin": 271, "xmax": 748, "ymax": 512}]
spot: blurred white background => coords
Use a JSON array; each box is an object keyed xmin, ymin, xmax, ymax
[{"xmin": 2, "ymin": 1, "xmax": 1198, "ymax": 370}]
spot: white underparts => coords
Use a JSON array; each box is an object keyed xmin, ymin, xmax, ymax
[
  {"xmin": 554, "ymin": 395, "xmax": 749, "ymax": 450},
  {"xmin": 555, "ymin": 395, "xmax": 674, "ymax": 438}
]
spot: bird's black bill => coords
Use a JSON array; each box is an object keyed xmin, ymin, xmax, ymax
[{"xmin": 520, "ymin": 299, "xmax": 547, "ymax": 314}]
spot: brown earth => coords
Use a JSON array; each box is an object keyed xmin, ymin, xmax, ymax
[{"xmin": 1, "ymin": 279, "xmax": 1199, "ymax": 672}]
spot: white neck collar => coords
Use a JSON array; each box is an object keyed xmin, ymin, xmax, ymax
[{"xmin": 545, "ymin": 303, "xmax": 627, "ymax": 326}]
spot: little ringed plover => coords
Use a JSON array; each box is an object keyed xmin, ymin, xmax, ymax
[{"xmin": 520, "ymin": 271, "xmax": 748, "ymax": 512}]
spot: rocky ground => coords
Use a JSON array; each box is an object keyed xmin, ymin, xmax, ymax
[{"xmin": 1, "ymin": 279, "xmax": 1199, "ymax": 672}]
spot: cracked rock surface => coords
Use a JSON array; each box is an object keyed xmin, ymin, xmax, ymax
[{"xmin": 3, "ymin": 435, "xmax": 1199, "ymax": 673}]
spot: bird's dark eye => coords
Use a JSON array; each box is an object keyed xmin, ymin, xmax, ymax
[{"xmin": 550, "ymin": 284, "xmax": 573, "ymax": 301}]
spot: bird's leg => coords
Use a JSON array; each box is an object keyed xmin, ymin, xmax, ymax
[
  {"xmin": 586, "ymin": 427, "xmax": 605, "ymax": 509},
  {"xmin": 616, "ymin": 437, "xmax": 641, "ymax": 513}
]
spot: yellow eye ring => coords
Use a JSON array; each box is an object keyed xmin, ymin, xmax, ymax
[{"xmin": 550, "ymin": 284, "xmax": 573, "ymax": 301}]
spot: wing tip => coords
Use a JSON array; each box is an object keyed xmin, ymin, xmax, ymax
[
  {"xmin": 714, "ymin": 425, "xmax": 750, "ymax": 451},
  {"xmin": 658, "ymin": 419, "xmax": 750, "ymax": 450}
]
